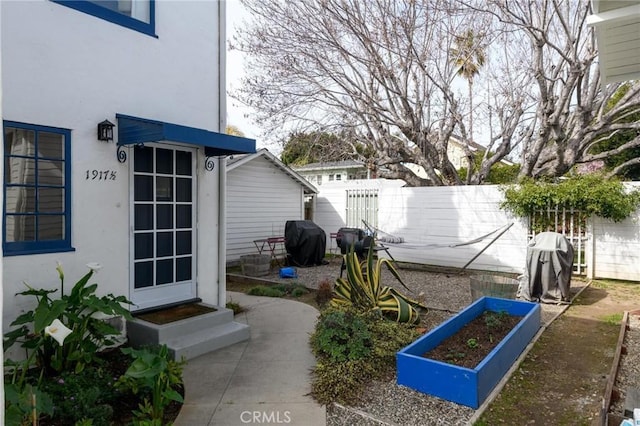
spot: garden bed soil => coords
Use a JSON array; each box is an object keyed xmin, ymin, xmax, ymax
[
  {"xmin": 226, "ymin": 274, "xmax": 320, "ymax": 307},
  {"xmin": 422, "ymin": 311, "xmax": 522, "ymax": 368}
]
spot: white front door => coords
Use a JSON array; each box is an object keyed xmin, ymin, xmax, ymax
[{"xmin": 129, "ymin": 144, "xmax": 197, "ymax": 311}]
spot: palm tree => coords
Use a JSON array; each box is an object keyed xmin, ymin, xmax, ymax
[{"xmin": 450, "ymin": 29, "xmax": 486, "ymax": 142}]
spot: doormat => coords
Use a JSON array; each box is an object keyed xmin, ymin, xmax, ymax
[{"xmin": 135, "ymin": 303, "xmax": 217, "ymax": 325}]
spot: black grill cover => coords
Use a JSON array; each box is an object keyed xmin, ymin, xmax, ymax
[{"xmin": 285, "ymin": 220, "xmax": 326, "ymax": 266}]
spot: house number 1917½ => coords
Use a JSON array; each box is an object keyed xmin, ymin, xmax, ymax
[{"xmin": 86, "ymin": 170, "xmax": 117, "ymax": 181}]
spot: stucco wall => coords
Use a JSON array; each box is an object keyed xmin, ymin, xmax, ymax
[{"xmin": 1, "ymin": 0, "xmax": 224, "ymax": 348}]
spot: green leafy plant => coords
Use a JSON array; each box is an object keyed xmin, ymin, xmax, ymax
[
  {"xmin": 247, "ymin": 283, "xmax": 309, "ymax": 298},
  {"xmin": 247, "ymin": 285, "xmax": 286, "ymax": 297},
  {"xmin": 484, "ymin": 310, "xmax": 508, "ymax": 329},
  {"xmin": 225, "ymin": 300, "xmax": 246, "ymax": 315},
  {"xmin": 500, "ymin": 175, "xmax": 640, "ymax": 224},
  {"xmin": 365, "ymin": 311, "xmax": 421, "ymax": 363},
  {"xmin": 38, "ymin": 365, "xmax": 120, "ymax": 426},
  {"xmin": 4, "ymin": 383, "xmax": 54, "ymax": 426},
  {"xmin": 311, "ymin": 358, "xmax": 377, "ymax": 405},
  {"xmin": 467, "ymin": 338, "xmax": 479, "ymax": 349},
  {"xmin": 290, "ymin": 286, "xmax": 309, "ymax": 297},
  {"xmin": 445, "ymin": 349, "xmax": 466, "ymax": 362},
  {"xmin": 310, "ymin": 308, "xmax": 373, "ymax": 362},
  {"xmin": 332, "ymin": 244, "xmax": 427, "ymax": 324},
  {"xmin": 4, "ymin": 264, "xmax": 134, "ymax": 424},
  {"xmin": 310, "ymin": 308, "xmax": 420, "ymax": 405},
  {"xmin": 4, "ymin": 264, "xmax": 133, "ymax": 376},
  {"xmin": 116, "ymin": 345, "xmax": 185, "ymax": 423}
]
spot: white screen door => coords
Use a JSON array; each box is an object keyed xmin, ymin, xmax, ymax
[{"xmin": 130, "ymin": 144, "xmax": 197, "ymax": 311}]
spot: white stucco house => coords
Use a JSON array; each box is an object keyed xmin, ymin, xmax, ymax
[
  {"xmin": 1, "ymin": 0, "xmax": 255, "ymax": 360},
  {"xmin": 226, "ymin": 148, "xmax": 317, "ymax": 264}
]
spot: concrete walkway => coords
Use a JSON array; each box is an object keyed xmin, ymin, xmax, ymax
[{"xmin": 174, "ymin": 292, "xmax": 326, "ymax": 426}]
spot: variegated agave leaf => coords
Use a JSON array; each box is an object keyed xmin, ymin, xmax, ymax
[{"xmin": 332, "ymin": 244, "xmax": 427, "ymax": 324}]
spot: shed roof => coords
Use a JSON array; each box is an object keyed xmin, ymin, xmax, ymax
[{"xmin": 226, "ymin": 148, "xmax": 318, "ymax": 194}]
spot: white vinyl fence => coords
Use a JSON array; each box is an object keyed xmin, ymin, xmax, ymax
[{"xmin": 313, "ymin": 180, "xmax": 640, "ymax": 281}]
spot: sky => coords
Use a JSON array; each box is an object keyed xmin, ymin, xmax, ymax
[
  {"xmin": 224, "ymin": 1, "xmax": 491, "ymax": 153},
  {"xmin": 226, "ymin": 1, "xmax": 265, "ymax": 147}
]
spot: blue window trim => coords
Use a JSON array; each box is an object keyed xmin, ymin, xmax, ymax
[
  {"xmin": 51, "ymin": 1, "xmax": 157, "ymax": 38},
  {"xmin": 3, "ymin": 121, "xmax": 74, "ymax": 256}
]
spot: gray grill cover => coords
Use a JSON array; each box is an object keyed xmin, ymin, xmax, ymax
[{"xmin": 521, "ymin": 232, "xmax": 574, "ymax": 303}]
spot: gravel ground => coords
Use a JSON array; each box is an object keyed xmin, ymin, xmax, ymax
[
  {"xmin": 611, "ymin": 311, "xmax": 640, "ymax": 419},
  {"xmin": 263, "ymin": 258, "xmax": 588, "ymax": 426}
]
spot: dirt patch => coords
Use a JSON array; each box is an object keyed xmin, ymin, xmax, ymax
[
  {"xmin": 134, "ymin": 303, "xmax": 216, "ymax": 325},
  {"xmin": 477, "ymin": 281, "xmax": 640, "ymax": 426},
  {"xmin": 226, "ymin": 274, "xmax": 320, "ymax": 308}
]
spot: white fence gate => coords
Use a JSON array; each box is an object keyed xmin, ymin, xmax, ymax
[
  {"xmin": 529, "ymin": 205, "xmax": 589, "ymax": 275},
  {"xmin": 346, "ymin": 188, "xmax": 379, "ymax": 228}
]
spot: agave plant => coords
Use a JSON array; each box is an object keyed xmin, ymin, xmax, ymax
[{"xmin": 332, "ymin": 244, "xmax": 427, "ymax": 324}]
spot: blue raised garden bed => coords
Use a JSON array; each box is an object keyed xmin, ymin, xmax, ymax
[{"xmin": 397, "ymin": 296, "xmax": 540, "ymax": 409}]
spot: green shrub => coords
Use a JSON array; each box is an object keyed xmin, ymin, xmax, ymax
[
  {"xmin": 310, "ymin": 308, "xmax": 372, "ymax": 362},
  {"xmin": 247, "ymin": 285, "xmax": 286, "ymax": 297},
  {"xmin": 500, "ymin": 175, "xmax": 640, "ymax": 223},
  {"xmin": 226, "ymin": 301, "xmax": 246, "ymax": 315},
  {"xmin": 311, "ymin": 358, "xmax": 377, "ymax": 405},
  {"xmin": 290, "ymin": 286, "xmax": 309, "ymax": 297},
  {"xmin": 310, "ymin": 307, "xmax": 422, "ymax": 405},
  {"xmin": 365, "ymin": 313, "xmax": 421, "ymax": 363},
  {"xmin": 273, "ymin": 283, "xmax": 308, "ymax": 297},
  {"xmin": 40, "ymin": 367, "xmax": 116, "ymax": 426},
  {"xmin": 247, "ymin": 283, "xmax": 309, "ymax": 298}
]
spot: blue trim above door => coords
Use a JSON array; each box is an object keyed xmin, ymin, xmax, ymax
[{"xmin": 116, "ymin": 114, "xmax": 256, "ymax": 156}]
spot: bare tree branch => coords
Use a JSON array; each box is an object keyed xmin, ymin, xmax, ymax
[{"xmin": 233, "ymin": 0, "xmax": 640, "ymax": 185}]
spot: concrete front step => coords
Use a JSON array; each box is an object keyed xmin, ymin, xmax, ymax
[
  {"xmin": 166, "ymin": 321, "xmax": 250, "ymax": 360},
  {"xmin": 126, "ymin": 305, "xmax": 250, "ymax": 360},
  {"xmin": 128, "ymin": 306, "xmax": 234, "ymax": 343}
]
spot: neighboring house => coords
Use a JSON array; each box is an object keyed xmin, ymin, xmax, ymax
[
  {"xmin": 293, "ymin": 160, "xmax": 371, "ymax": 185},
  {"xmin": 1, "ymin": 0, "xmax": 255, "ymax": 359},
  {"xmin": 446, "ymin": 136, "xmax": 487, "ymax": 169},
  {"xmin": 410, "ymin": 135, "xmax": 515, "ymax": 176},
  {"xmin": 226, "ymin": 148, "xmax": 317, "ymax": 264},
  {"xmin": 294, "ymin": 136, "xmax": 513, "ymax": 186}
]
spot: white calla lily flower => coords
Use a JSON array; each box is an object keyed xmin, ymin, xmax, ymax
[
  {"xmin": 56, "ymin": 261, "xmax": 64, "ymax": 280},
  {"xmin": 86, "ymin": 262, "xmax": 102, "ymax": 272},
  {"xmin": 44, "ymin": 319, "xmax": 72, "ymax": 346}
]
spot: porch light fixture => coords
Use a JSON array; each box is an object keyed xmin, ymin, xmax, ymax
[{"xmin": 97, "ymin": 120, "xmax": 115, "ymax": 142}]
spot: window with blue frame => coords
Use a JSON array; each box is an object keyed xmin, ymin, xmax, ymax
[
  {"xmin": 3, "ymin": 122, "xmax": 73, "ymax": 256},
  {"xmin": 51, "ymin": 0, "xmax": 155, "ymax": 37}
]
